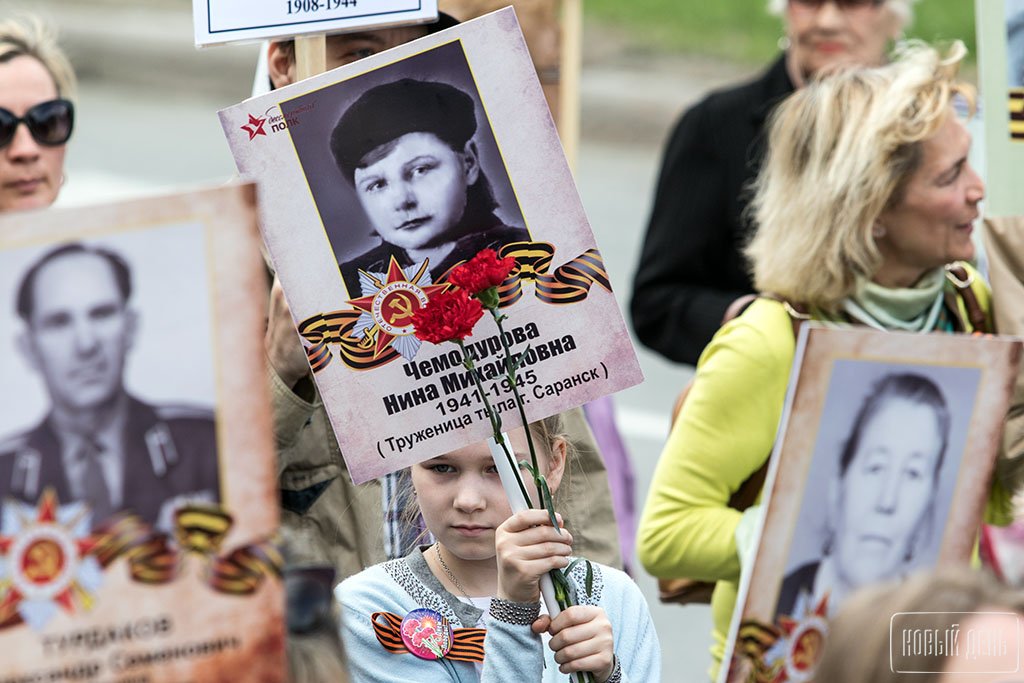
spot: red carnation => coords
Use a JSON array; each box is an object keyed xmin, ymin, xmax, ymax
[
  {"xmin": 412, "ymin": 289, "xmax": 484, "ymax": 345},
  {"xmin": 448, "ymin": 249, "xmax": 517, "ymax": 295}
]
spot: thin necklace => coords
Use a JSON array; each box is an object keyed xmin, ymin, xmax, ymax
[{"xmin": 434, "ymin": 543, "xmax": 473, "ymax": 600}]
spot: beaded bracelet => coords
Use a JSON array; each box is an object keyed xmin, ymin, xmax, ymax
[{"xmin": 488, "ymin": 598, "xmax": 541, "ymax": 625}]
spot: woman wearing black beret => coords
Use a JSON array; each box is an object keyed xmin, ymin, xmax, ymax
[{"xmin": 331, "ymin": 78, "xmax": 528, "ymax": 294}]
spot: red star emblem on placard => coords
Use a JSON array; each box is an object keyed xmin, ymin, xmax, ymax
[
  {"xmin": 241, "ymin": 113, "xmax": 267, "ymax": 140},
  {"xmin": 771, "ymin": 594, "xmax": 830, "ymax": 683},
  {"xmin": 347, "ymin": 257, "xmax": 447, "ymax": 359},
  {"xmin": 0, "ymin": 490, "xmax": 103, "ymax": 630}
]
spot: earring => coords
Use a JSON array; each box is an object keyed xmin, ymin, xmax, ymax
[
  {"xmin": 872, "ymin": 223, "xmax": 887, "ymax": 238},
  {"xmin": 777, "ymin": 35, "xmax": 791, "ymax": 51}
]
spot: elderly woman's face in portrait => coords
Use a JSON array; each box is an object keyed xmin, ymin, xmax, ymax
[
  {"xmin": 353, "ymin": 131, "xmax": 480, "ymax": 253},
  {"xmin": 0, "ymin": 55, "xmax": 67, "ymax": 212},
  {"xmin": 874, "ymin": 114, "xmax": 984, "ymax": 287},
  {"xmin": 832, "ymin": 396, "xmax": 943, "ymax": 586},
  {"xmin": 785, "ymin": 0, "xmax": 899, "ymax": 82}
]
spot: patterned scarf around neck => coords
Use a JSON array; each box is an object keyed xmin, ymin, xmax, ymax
[{"xmin": 840, "ymin": 267, "xmax": 947, "ymax": 332}]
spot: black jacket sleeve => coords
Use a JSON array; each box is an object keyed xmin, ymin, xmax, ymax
[{"xmin": 630, "ymin": 99, "xmax": 749, "ymax": 365}]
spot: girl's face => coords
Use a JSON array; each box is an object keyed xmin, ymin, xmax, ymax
[
  {"xmin": 411, "ymin": 427, "xmax": 565, "ymax": 562},
  {"xmin": 353, "ymin": 131, "xmax": 480, "ymax": 253}
]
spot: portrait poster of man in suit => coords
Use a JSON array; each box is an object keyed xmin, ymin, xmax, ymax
[{"xmin": 0, "ymin": 224, "xmax": 220, "ymax": 532}]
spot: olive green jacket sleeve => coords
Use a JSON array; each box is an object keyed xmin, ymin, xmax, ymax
[
  {"xmin": 637, "ymin": 298, "xmax": 795, "ymax": 582},
  {"xmin": 559, "ymin": 406, "xmax": 623, "ymax": 569},
  {"xmin": 979, "ymin": 218, "xmax": 1024, "ymax": 498}
]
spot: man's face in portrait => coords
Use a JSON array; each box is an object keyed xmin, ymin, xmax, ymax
[
  {"xmin": 353, "ymin": 131, "xmax": 480, "ymax": 252},
  {"xmin": 18, "ymin": 252, "xmax": 136, "ymax": 413}
]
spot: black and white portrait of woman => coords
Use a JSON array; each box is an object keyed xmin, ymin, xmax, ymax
[
  {"xmin": 775, "ymin": 362, "xmax": 980, "ymax": 618},
  {"xmin": 281, "ymin": 40, "xmax": 529, "ymax": 298}
]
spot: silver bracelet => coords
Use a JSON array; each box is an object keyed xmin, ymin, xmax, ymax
[{"xmin": 488, "ymin": 597, "xmax": 541, "ymax": 625}]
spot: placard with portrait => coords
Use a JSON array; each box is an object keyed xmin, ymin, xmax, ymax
[
  {"xmin": 0, "ymin": 184, "xmax": 283, "ymax": 681},
  {"xmin": 218, "ymin": 8, "xmax": 642, "ymax": 483},
  {"xmin": 721, "ymin": 325, "xmax": 1020, "ymax": 683}
]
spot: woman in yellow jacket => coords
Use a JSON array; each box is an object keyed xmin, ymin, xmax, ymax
[{"xmin": 636, "ymin": 41, "xmax": 1014, "ymax": 680}]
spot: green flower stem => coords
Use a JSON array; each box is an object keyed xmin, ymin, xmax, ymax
[
  {"xmin": 481, "ymin": 306, "xmax": 594, "ymax": 683},
  {"xmin": 455, "ymin": 340, "xmax": 531, "ymax": 507},
  {"xmin": 489, "ymin": 310, "xmax": 545, "ymax": 509}
]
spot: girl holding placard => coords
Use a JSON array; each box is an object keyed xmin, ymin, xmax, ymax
[{"xmin": 336, "ymin": 415, "xmax": 660, "ymax": 682}]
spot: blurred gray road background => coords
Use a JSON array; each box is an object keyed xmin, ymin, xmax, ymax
[{"xmin": 13, "ymin": 1, "xmax": 754, "ymax": 679}]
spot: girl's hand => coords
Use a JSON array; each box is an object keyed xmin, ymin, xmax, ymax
[
  {"xmin": 532, "ymin": 606, "xmax": 616, "ymax": 682},
  {"xmin": 495, "ymin": 509, "xmax": 573, "ymax": 603}
]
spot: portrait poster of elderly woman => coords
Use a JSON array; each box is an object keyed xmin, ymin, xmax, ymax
[
  {"xmin": 718, "ymin": 326, "xmax": 1019, "ymax": 683},
  {"xmin": 774, "ymin": 363, "xmax": 977, "ymax": 619},
  {"xmin": 279, "ymin": 39, "xmax": 528, "ymax": 299}
]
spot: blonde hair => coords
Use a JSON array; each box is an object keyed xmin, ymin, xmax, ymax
[
  {"xmin": 397, "ymin": 414, "xmax": 573, "ymax": 553},
  {"xmin": 0, "ymin": 15, "xmax": 76, "ymax": 98},
  {"xmin": 766, "ymin": 0, "xmax": 917, "ymax": 27},
  {"xmin": 745, "ymin": 41, "xmax": 969, "ymax": 310},
  {"xmin": 812, "ymin": 568, "xmax": 1024, "ymax": 683}
]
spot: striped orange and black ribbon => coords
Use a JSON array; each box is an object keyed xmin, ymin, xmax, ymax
[
  {"xmin": 496, "ymin": 242, "xmax": 611, "ymax": 306},
  {"xmin": 91, "ymin": 506, "xmax": 282, "ymax": 594},
  {"xmin": 371, "ymin": 611, "xmax": 486, "ymax": 662},
  {"xmin": 93, "ymin": 514, "xmax": 178, "ymax": 584},
  {"xmin": 175, "ymin": 505, "xmax": 233, "ymax": 555},
  {"xmin": 1012, "ymin": 89, "xmax": 1024, "ymax": 141},
  {"xmin": 295, "ymin": 242, "xmax": 610, "ymax": 374},
  {"xmin": 297, "ymin": 309, "xmax": 400, "ymax": 373},
  {"xmin": 207, "ymin": 541, "xmax": 284, "ymax": 595},
  {"xmin": 736, "ymin": 620, "xmax": 786, "ymax": 683}
]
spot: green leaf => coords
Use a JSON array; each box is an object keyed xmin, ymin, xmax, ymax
[
  {"xmin": 561, "ymin": 559, "xmax": 593, "ymax": 598},
  {"xmin": 537, "ymin": 474, "xmax": 559, "ymax": 531}
]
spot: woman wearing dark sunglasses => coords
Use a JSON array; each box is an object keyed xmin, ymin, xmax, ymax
[
  {"xmin": 0, "ymin": 16, "xmax": 76, "ymax": 213},
  {"xmin": 631, "ymin": 0, "xmax": 914, "ymax": 367}
]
